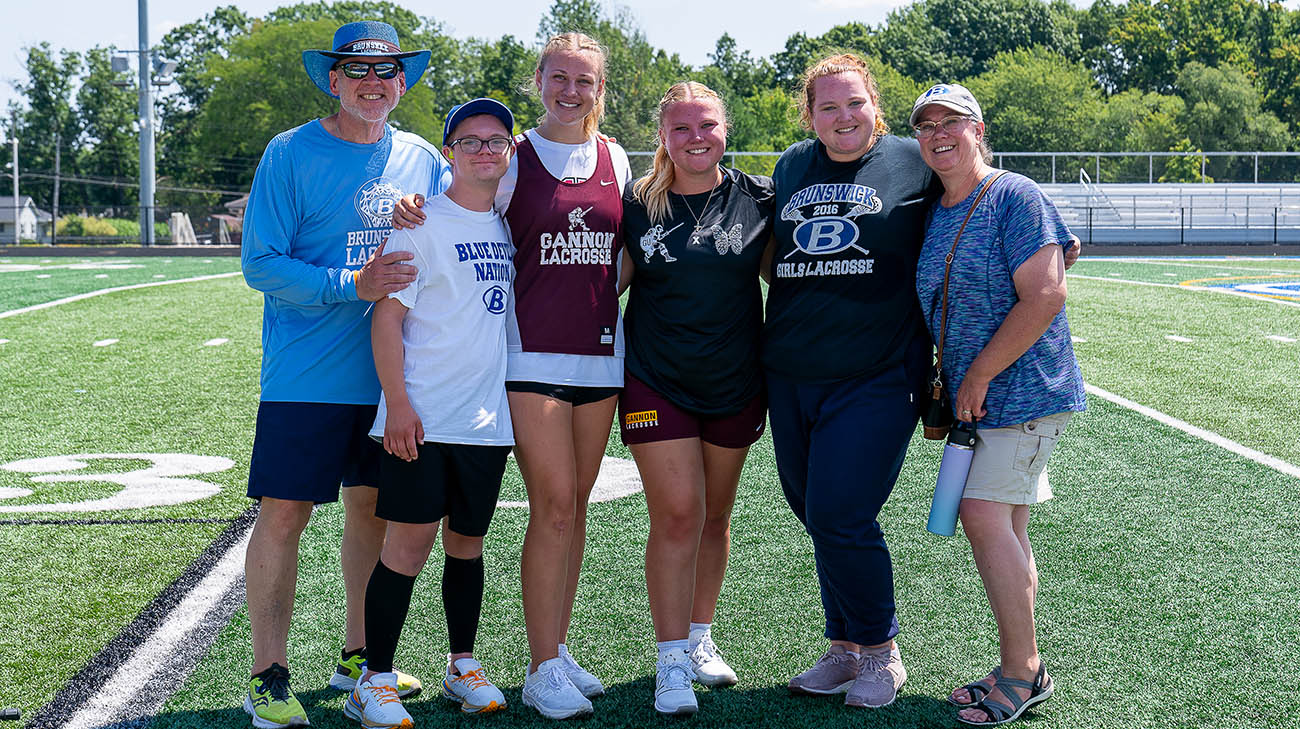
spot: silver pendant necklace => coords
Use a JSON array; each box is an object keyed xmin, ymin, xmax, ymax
[{"xmin": 679, "ymin": 177, "xmax": 719, "ymax": 247}]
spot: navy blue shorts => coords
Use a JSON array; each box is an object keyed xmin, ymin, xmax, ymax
[{"xmin": 247, "ymin": 401, "xmax": 383, "ymax": 503}]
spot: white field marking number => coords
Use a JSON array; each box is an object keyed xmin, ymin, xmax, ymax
[
  {"xmin": 497, "ymin": 455, "xmax": 643, "ymax": 508},
  {"xmin": 0, "ymin": 453, "xmax": 234, "ymax": 513}
]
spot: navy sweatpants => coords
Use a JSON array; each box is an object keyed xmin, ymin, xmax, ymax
[{"xmin": 766, "ymin": 362, "xmax": 921, "ymax": 647}]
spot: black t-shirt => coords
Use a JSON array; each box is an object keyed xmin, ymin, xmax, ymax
[
  {"xmin": 623, "ymin": 168, "xmax": 775, "ymax": 415},
  {"xmin": 762, "ymin": 136, "xmax": 942, "ymax": 382}
]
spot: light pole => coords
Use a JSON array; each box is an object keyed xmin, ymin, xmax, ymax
[
  {"xmin": 115, "ymin": 0, "xmax": 175, "ymax": 247},
  {"xmin": 137, "ymin": 0, "xmax": 154, "ymax": 246}
]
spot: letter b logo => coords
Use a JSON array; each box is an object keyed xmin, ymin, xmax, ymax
[
  {"xmin": 483, "ymin": 286, "xmax": 508, "ymax": 314},
  {"xmin": 793, "ymin": 216, "xmax": 860, "ymax": 255}
]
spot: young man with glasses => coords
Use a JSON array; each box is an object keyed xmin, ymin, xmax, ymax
[
  {"xmin": 344, "ymin": 98, "xmax": 517, "ymax": 729},
  {"xmin": 240, "ymin": 21, "xmax": 451, "ymax": 729}
]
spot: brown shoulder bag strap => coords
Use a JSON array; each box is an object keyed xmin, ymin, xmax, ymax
[{"xmin": 932, "ymin": 170, "xmax": 1010, "ymax": 388}]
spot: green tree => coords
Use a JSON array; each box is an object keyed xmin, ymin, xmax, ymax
[
  {"xmin": 193, "ymin": 18, "xmax": 442, "ymax": 188},
  {"xmin": 77, "ymin": 47, "xmax": 139, "ymax": 210},
  {"xmin": 459, "ymin": 35, "xmax": 540, "ymax": 132},
  {"xmin": 1100, "ymin": 0, "xmax": 1266, "ymax": 92},
  {"xmin": 727, "ymin": 86, "xmax": 804, "ymax": 167},
  {"xmin": 874, "ymin": 0, "xmax": 1077, "ymax": 82},
  {"xmin": 10, "ymin": 44, "xmax": 82, "ymax": 210},
  {"xmin": 157, "ymin": 5, "xmax": 253, "ymax": 197},
  {"xmin": 770, "ymin": 25, "xmax": 876, "ymax": 89},
  {"xmin": 1254, "ymin": 3, "xmax": 1300, "ymax": 137},
  {"xmin": 1175, "ymin": 62, "xmax": 1288, "ymax": 151},
  {"xmin": 965, "ymin": 47, "xmax": 1105, "ymax": 156},
  {"xmin": 265, "ymin": 1, "xmax": 465, "ymax": 112},
  {"xmin": 1174, "ymin": 61, "xmax": 1289, "ymax": 179},
  {"xmin": 705, "ymin": 34, "xmax": 775, "ymax": 100},
  {"xmin": 1159, "ymin": 138, "xmax": 1212, "ymax": 182},
  {"xmin": 535, "ymin": 0, "xmax": 687, "ymax": 151}
]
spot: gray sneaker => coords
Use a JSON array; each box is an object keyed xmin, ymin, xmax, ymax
[
  {"xmin": 788, "ymin": 645, "xmax": 860, "ymax": 695},
  {"xmin": 845, "ymin": 645, "xmax": 906, "ymax": 708}
]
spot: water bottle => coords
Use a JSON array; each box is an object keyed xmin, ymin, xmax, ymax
[{"xmin": 926, "ymin": 420, "xmax": 976, "ymax": 536}]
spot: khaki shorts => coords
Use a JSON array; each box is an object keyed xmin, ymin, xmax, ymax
[{"xmin": 963, "ymin": 412, "xmax": 1072, "ymax": 505}]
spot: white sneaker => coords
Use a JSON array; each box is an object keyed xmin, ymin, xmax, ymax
[
  {"xmin": 442, "ymin": 656, "xmax": 506, "ymax": 714},
  {"xmin": 344, "ymin": 672, "xmax": 413, "ymax": 728},
  {"xmin": 557, "ymin": 645, "xmax": 605, "ymax": 698},
  {"xmin": 689, "ymin": 629, "xmax": 738, "ymax": 687},
  {"xmin": 522, "ymin": 657, "xmax": 593, "ymax": 720},
  {"xmin": 654, "ymin": 648, "xmax": 698, "ymax": 715}
]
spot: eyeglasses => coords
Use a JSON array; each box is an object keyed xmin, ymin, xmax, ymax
[
  {"xmin": 913, "ymin": 115, "xmax": 974, "ymax": 138},
  {"xmin": 449, "ymin": 137, "xmax": 513, "ymax": 155},
  {"xmin": 333, "ymin": 61, "xmax": 400, "ymax": 80}
]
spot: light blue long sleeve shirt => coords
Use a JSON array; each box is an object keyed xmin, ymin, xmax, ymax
[{"xmin": 241, "ymin": 120, "xmax": 452, "ymax": 404}]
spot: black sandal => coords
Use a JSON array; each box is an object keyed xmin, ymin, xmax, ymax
[
  {"xmin": 956, "ymin": 663, "xmax": 1053, "ymax": 726},
  {"xmin": 947, "ymin": 666, "xmax": 1001, "ymax": 707}
]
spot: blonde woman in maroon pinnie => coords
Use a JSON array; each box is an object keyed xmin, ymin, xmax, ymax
[{"xmin": 393, "ymin": 31, "xmax": 630, "ymax": 721}]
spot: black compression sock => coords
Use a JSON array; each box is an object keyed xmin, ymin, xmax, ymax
[
  {"xmin": 364, "ymin": 560, "xmax": 417, "ymax": 674},
  {"xmin": 442, "ymin": 554, "xmax": 485, "ymax": 656}
]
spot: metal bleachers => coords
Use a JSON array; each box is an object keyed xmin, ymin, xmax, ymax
[{"xmin": 1039, "ymin": 179, "xmax": 1300, "ymax": 245}]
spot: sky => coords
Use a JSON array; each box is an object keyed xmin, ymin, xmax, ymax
[
  {"xmin": 0, "ymin": 0, "xmax": 919, "ymax": 113},
  {"xmin": 5, "ymin": 0, "xmax": 1299, "ymax": 114}
]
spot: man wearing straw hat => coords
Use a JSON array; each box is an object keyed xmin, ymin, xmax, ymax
[{"xmin": 239, "ymin": 20, "xmax": 451, "ymax": 728}]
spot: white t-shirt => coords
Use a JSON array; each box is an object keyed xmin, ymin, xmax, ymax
[
  {"xmin": 495, "ymin": 129, "xmax": 634, "ymax": 387},
  {"xmin": 369, "ymin": 194, "xmax": 515, "ymax": 446}
]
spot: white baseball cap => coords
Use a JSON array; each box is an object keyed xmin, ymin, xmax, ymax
[{"xmin": 909, "ymin": 84, "xmax": 983, "ymax": 127}]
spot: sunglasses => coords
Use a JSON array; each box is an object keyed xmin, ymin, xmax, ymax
[{"xmin": 332, "ymin": 61, "xmax": 400, "ymax": 80}]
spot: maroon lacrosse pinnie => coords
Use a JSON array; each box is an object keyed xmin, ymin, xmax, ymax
[{"xmin": 505, "ymin": 136, "xmax": 624, "ymax": 356}]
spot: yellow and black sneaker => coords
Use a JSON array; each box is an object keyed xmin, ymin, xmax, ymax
[
  {"xmin": 329, "ymin": 648, "xmax": 423, "ymax": 699},
  {"xmin": 244, "ymin": 663, "xmax": 309, "ymax": 728}
]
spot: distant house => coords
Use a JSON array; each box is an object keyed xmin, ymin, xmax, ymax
[
  {"xmin": 211, "ymin": 194, "xmax": 246, "ymax": 244},
  {"xmin": 0, "ymin": 196, "xmax": 53, "ymax": 243}
]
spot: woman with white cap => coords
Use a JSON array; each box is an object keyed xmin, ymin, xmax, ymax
[{"xmin": 910, "ymin": 83, "xmax": 1085, "ymax": 726}]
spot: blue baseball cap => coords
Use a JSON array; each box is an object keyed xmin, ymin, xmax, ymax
[
  {"xmin": 302, "ymin": 21, "xmax": 431, "ymax": 98},
  {"xmin": 443, "ymin": 98, "xmax": 516, "ymax": 146}
]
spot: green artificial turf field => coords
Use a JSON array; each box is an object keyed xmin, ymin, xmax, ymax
[{"xmin": 1, "ymin": 254, "xmax": 1296, "ymax": 729}]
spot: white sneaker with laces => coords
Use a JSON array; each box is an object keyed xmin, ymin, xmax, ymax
[
  {"xmin": 688, "ymin": 629, "xmax": 738, "ymax": 687},
  {"xmin": 557, "ymin": 645, "xmax": 605, "ymax": 698},
  {"xmin": 654, "ymin": 648, "xmax": 698, "ymax": 715},
  {"xmin": 522, "ymin": 657, "xmax": 593, "ymax": 720},
  {"xmin": 344, "ymin": 672, "xmax": 413, "ymax": 728},
  {"xmin": 442, "ymin": 656, "xmax": 506, "ymax": 714}
]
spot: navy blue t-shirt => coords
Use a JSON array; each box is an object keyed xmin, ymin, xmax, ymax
[{"xmin": 763, "ymin": 136, "xmax": 942, "ymax": 382}]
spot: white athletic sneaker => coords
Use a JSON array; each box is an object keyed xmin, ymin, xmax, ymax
[
  {"xmin": 522, "ymin": 657, "xmax": 594, "ymax": 720},
  {"xmin": 344, "ymin": 672, "xmax": 413, "ymax": 729},
  {"xmin": 557, "ymin": 645, "xmax": 605, "ymax": 698},
  {"xmin": 688, "ymin": 629, "xmax": 738, "ymax": 687},
  {"xmin": 654, "ymin": 648, "xmax": 698, "ymax": 715},
  {"xmin": 442, "ymin": 656, "xmax": 506, "ymax": 714}
]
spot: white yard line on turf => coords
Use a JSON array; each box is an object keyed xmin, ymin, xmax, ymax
[
  {"xmin": 1068, "ymin": 274, "xmax": 1300, "ymax": 309},
  {"xmin": 0, "ymin": 272, "xmax": 242, "ymax": 320},
  {"xmin": 1097, "ymin": 258, "xmax": 1300, "ymax": 275},
  {"xmin": 1086, "ymin": 384, "xmax": 1300, "ymax": 480},
  {"xmin": 62, "ymin": 528, "xmax": 252, "ymax": 729}
]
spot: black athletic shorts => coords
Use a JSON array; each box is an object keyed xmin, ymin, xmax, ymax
[
  {"xmin": 376, "ymin": 442, "xmax": 511, "ymax": 534},
  {"xmin": 505, "ymin": 380, "xmax": 621, "ymax": 406}
]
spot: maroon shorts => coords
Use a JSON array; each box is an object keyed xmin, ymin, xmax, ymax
[{"xmin": 618, "ymin": 372, "xmax": 766, "ymax": 448}]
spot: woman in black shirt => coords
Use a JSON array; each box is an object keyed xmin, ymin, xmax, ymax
[{"xmin": 618, "ymin": 80, "xmax": 773, "ymax": 716}]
